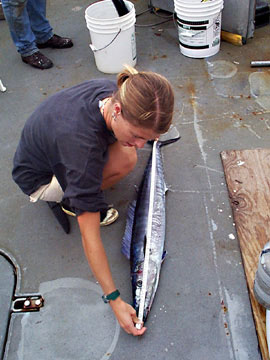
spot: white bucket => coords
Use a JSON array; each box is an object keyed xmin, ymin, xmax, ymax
[
  {"xmin": 174, "ymin": 0, "xmax": 223, "ymax": 58},
  {"xmin": 85, "ymin": 0, "xmax": 136, "ymax": 74}
]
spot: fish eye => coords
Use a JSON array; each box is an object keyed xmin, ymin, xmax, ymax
[{"xmin": 136, "ymin": 280, "xmax": 143, "ymax": 288}]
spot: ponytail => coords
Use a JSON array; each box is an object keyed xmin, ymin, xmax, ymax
[{"xmin": 117, "ymin": 65, "xmax": 139, "ymax": 87}]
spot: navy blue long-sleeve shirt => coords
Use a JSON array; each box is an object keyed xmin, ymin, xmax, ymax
[{"xmin": 12, "ymin": 79, "xmax": 117, "ymax": 215}]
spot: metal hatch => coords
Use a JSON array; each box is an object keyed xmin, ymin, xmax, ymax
[
  {"xmin": 0, "ymin": 251, "xmax": 44, "ymax": 359},
  {"xmin": 0, "ymin": 253, "xmax": 15, "ymax": 359}
]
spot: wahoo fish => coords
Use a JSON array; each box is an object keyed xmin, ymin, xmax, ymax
[{"xmin": 121, "ymin": 128, "xmax": 180, "ymax": 327}]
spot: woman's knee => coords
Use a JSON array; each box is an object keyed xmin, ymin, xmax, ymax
[
  {"xmin": 109, "ymin": 142, "xmax": 137, "ymax": 173},
  {"xmin": 103, "ymin": 143, "xmax": 137, "ymax": 181},
  {"xmin": 124, "ymin": 147, "xmax": 137, "ymax": 174}
]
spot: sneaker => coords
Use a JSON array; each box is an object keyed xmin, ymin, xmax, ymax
[
  {"xmin": 100, "ymin": 208, "xmax": 119, "ymax": 226},
  {"xmin": 37, "ymin": 34, "xmax": 73, "ymax": 49},
  {"xmin": 61, "ymin": 203, "xmax": 76, "ymax": 217},
  {"xmin": 21, "ymin": 51, "xmax": 53, "ymax": 69},
  {"xmin": 61, "ymin": 203, "xmax": 119, "ymax": 226}
]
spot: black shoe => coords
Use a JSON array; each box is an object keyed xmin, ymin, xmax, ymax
[
  {"xmin": 21, "ymin": 51, "xmax": 53, "ymax": 69},
  {"xmin": 37, "ymin": 34, "xmax": 73, "ymax": 49},
  {"xmin": 47, "ymin": 202, "xmax": 70, "ymax": 234}
]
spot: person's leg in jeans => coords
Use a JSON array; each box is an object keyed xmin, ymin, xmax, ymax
[
  {"xmin": 27, "ymin": 0, "xmax": 73, "ymax": 49},
  {"xmin": 30, "ymin": 0, "xmax": 73, "ymax": 50},
  {"xmin": 2, "ymin": 0, "xmax": 37, "ymax": 56},
  {"xmin": 26, "ymin": 0, "xmax": 52, "ymax": 44},
  {"xmin": 2, "ymin": 0, "xmax": 53, "ymax": 68}
]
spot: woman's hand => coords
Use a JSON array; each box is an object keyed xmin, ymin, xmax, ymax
[
  {"xmin": 110, "ymin": 297, "xmax": 147, "ymax": 336},
  {"xmin": 78, "ymin": 213, "xmax": 146, "ymax": 336}
]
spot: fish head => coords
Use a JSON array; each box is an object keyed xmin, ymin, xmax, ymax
[
  {"xmin": 132, "ymin": 259, "xmax": 159, "ymax": 323},
  {"xmin": 143, "ymin": 260, "xmax": 159, "ymax": 321},
  {"xmin": 131, "ymin": 261, "xmax": 144, "ymax": 313}
]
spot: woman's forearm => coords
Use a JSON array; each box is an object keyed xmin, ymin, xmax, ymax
[{"xmin": 78, "ymin": 211, "xmax": 117, "ymax": 294}]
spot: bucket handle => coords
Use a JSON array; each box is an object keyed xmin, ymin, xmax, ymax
[{"xmin": 89, "ymin": 29, "xmax": 122, "ymax": 52}]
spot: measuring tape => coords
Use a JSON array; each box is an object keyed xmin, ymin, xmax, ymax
[{"xmin": 136, "ymin": 140, "xmax": 157, "ymax": 329}]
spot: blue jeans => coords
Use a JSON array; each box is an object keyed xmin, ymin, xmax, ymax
[{"xmin": 2, "ymin": 0, "xmax": 53, "ymax": 56}]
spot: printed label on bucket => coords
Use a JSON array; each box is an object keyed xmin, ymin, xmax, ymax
[
  {"xmin": 177, "ymin": 12, "xmax": 221, "ymax": 50},
  {"xmin": 178, "ymin": 20, "xmax": 209, "ymax": 49},
  {"xmin": 213, "ymin": 13, "xmax": 221, "ymax": 41}
]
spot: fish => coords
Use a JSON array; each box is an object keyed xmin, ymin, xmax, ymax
[{"xmin": 121, "ymin": 127, "xmax": 180, "ymax": 327}]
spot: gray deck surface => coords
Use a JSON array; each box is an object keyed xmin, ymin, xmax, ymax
[{"xmin": 1, "ymin": 1, "xmax": 269, "ymax": 359}]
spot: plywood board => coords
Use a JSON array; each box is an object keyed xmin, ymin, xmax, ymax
[{"xmin": 221, "ymin": 149, "xmax": 270, "ymax": 360}]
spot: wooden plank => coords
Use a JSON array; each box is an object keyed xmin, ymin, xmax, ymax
[{"xmin": 221, "ymin": 149, "xmax": 270, "ymax": 360}]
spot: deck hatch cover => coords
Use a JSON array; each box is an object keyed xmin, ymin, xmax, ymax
[{"xmin": 0, "ymin": 255, "xmax": 15, "ymax": 359}]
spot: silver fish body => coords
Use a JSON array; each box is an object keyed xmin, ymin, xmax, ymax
[{"xmin": 122, "ymin": 133, "xmax": 180, "ymax": 323}]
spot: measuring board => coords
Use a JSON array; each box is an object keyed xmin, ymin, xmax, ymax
[{"xmin": 221, "ymin": 149, "xmax": 270, "ymax": 360}]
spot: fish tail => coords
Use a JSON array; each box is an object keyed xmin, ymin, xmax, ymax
[
  {"xmin": 148, "ymin": 126, "xmax": 180, "ymax": 147},
  {"xmin": 158, "ymin": 136, "xmax": 180, "ymax": 147},
  {"xmin": 158, "ymin": 126, "xmax": 181, "ymax": 147}
]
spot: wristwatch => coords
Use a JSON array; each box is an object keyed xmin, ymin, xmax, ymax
[{"xmin": 102, "ymin": 289, "xmax": 120, "ymax": 303}]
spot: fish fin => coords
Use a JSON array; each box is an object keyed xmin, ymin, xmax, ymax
[
  {"xmin": 162, "ymin": 250, "xmax": 167, "ymax": 263},
  {"xmin": 165, "ymin": 182, "xmax": 169, "ymax": 193},
  {"xmin": 165, "ymin": 183, "xmax": 176, "ymax": 193},
  {"xmin": 121, "ymin": 200, "xmax": 136, "ymax": 259}
]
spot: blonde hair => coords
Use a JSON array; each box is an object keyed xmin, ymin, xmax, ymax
[{"xmin": 111, "ymin": 66, "xmax": 174, "ymax": 133}]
